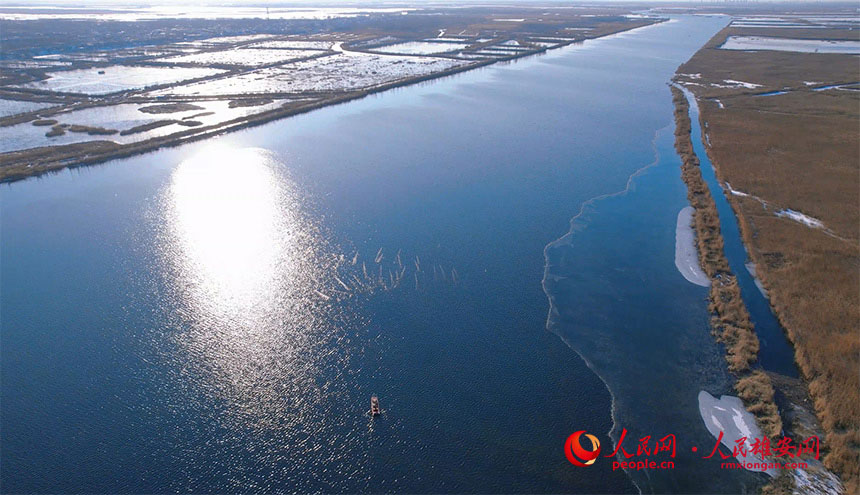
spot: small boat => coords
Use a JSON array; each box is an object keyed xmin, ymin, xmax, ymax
[{"xmin": 370, "ymin": 395, "xmax": 380, "ymax": 416}]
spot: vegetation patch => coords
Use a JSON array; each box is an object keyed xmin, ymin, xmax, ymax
[
  {"xmin": 45, "ymin": 124, "xmax": 66, "ymax": 137},
  {"xmin": 228, "ymin": 98, "xmax": 274, "ymax": 108},
  {"xmin": 67, "ymin": 124, "xmax": 117, "ymax": 135},
  {"xmin": 677, "ymin": 25, "xmax": 859, "ymax": 492},
  {"xmin": 183, "ymin": 111, "xmax": 215, "ymax": 120},
  {"xmin": 119, "ymin": 120, "xmax": 176, "ymax": 136},
  {"xmin": 672, "ymin": 86, "xmax": 782, "ymax": 438},
  {"xmin": 138, "ymin": 102, "xmax": 205, "ymax": 114}
]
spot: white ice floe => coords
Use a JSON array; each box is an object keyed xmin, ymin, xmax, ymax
[
  {"xmin": 776, "ymin": 209, "xmax": 825, "ymax": 229},
  {"xmin": 698, "ymin": 391, "xmax": 777, "ymax": 476},
  {"xmin": 675, "ymin": 206, "xmax": 710, "ymax": 287}
]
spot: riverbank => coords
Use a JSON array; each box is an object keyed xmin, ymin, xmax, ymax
[
  {"xmin": 675, "ymin": 22, "xmax": 859, "ymax": 492},
  {"xmin": 671, "ymin": 85, "xmax": 782, "ymax": 437}
]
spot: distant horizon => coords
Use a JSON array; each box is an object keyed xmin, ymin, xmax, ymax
[{"xmin": 2, "ymin": 0, "xmax": 860, "ymax": 7}]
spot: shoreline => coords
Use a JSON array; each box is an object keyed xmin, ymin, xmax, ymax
[
  {"xmin": 675, "ymin": 22, "xmax": 859, "ymax": 491},
  {"xmin": 670, "ymin": 84, "xmax": 783, "ymax": 437},
  {"xmin": 541, "ymin": 121, "xmax": 669, "ymax": 495},
  {"xmin": 0, "ymin": 19, "xmax": 662, "ymax": 184},
  {"xmin": 670, "ymin": 85, "xmax": 849, "ymax": 493}
]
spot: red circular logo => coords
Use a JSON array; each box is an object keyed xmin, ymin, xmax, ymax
[{"xmin": 565, "ymin": 431, "xmax": 601, "ymax": 467}]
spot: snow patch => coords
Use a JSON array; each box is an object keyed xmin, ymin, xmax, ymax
[
  {"xmin": 724, "ymin": 79, "xmax": 763, "ymax": 89},
  {"xmin": 776, "ymin": 209, "xmax": 825, "ymax": 229}
]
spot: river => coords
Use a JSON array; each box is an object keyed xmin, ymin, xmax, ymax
[{"xmin": 1, "ymin": 15, "xmax": 758, "ymax": 494}]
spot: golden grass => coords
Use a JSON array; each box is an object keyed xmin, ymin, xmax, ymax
[
  {"xmin": 676, "ymin": 26, "xmax": 860, "ymax": 493},
  {"xmin": 672, "ymin": 86, "xmax": 782, "ymax": 438}
]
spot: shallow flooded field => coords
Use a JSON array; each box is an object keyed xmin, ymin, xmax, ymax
[
  {"xmin": 0, "ymin": 99, "xmax": 292, "ymax": 153},
  {"xmin": 721, "ymin": 36, "xmax": 860, "ymax": 54},
  {"xmin": 157, "ymin": 48, "xmax": 326, "ymax": 67},
  {"xmin": 0, "ymin": 99, "xmax": 56, "ymax": 118},
  {"xmin": 246, "ymin": 40, "xmax": 337, "ymax": 50},
  {"xmin": 153, "ymin": 53, "xmax": 471, "ymax": 96},
  {"xmin": 15, "ymin": 65, "xmax": 226, "ymax": 95},
  {"xmin": 372, "ymin": 41, "xmax": 471, "ymax": 55}
]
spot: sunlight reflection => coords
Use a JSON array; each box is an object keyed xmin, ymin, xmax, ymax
[
  {"xmin": 161, "ymin": 144, "xmax": 345, "ymax": 429},
  {"xmin": 168, "ymin": 145, "xmax": 290, "ymax": 316}
]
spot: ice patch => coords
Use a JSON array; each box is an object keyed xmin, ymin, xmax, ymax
[
  {"xmin": 675, "ymin": 206, "xmax": 710, "ymax": 287},
  {"xmin": 698, "ymin": 391, "xmax": 777, "ymax": 476},
  {"xmin": 724, "ymin": 182, "xmax": 769, "ymax": 209},
  {"xmin": 724, "ymin": 79, "xmax": 763, "ymax": 89},
  {"xmin": 776, "ymin": 209, "xmax": 825, "ymax": 229}
]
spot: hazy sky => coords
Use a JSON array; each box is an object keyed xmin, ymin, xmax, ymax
[
  {"xmin": 0, "ymin": 0, "xmax": 853, "ymax": 7},
  {"xmin": 0, "ymin": 0, "xmax": 805, "ymax": 5}
]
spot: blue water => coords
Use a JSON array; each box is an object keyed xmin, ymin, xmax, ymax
[
  {"xmin": 680, "ymin": 87, "xmax": 799, "ymax": 378},
  {"xmin": 2, "ymin": 16, "xmax": 747, "ymax": 494},
  {"xmin": 542, "ymin": 123, "xmax": 764, "ymax": 493}
]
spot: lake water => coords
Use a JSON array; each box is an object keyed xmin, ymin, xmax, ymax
[{"xmin": 1, "ymin": 15, "xmax": 760, "ymax": 493}]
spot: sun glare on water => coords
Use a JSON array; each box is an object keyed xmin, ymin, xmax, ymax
[
  {"xmin": 169, "ymin": 145, "xmax": 287, "ymax": 313},
  {"xmin": 158, "ymin": 145, "xmax": 345, "ymax": 429}
]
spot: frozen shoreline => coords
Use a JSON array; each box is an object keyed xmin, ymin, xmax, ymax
[{"xmin": 675, "ymin": 206, "xmax": 710, "ymax": 287}]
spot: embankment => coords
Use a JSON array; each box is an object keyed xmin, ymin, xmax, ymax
[{"xmin": 670, "ymin": 85, "xmax": 782, "ymax": 438}]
